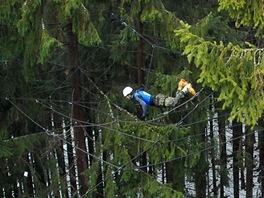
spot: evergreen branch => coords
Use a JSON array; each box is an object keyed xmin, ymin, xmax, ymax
[
  {"xmin": 3, "ymin": 132, "xmax": 46, "ymax": 142},
  {"xmin": 7, "ymin": 98, "xmax": 120, "ymax": 170}
]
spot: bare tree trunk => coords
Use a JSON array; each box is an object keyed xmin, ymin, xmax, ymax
[
  {"xmin": 209, "ymin": 103, "xmax": 217, "ymax": 197},
  {"xmin": 84, "ymin": 91, "xmax": 95, "ymax": 167},
  {"xmin": 66, "ymin": 126, "xmax": 77, "ymax": 195},
  {"xmin": 68, "ymin": 21, "xmax": 88, "ymax": 196},
  {"xmin": 136, "ymin": 20, "xmax": 145, "ymax": 86},
  {"xmin": 194, "ymin": 153, "xmax": 207, "ymax": 198},
  {"xmin": 245, "ymin": 126, "xmax": 254, "ymax": 198},
  {"xmin": 240, "ymin": 141, "xmax": 246, "ymax": 190},
  {"xmin": 135, "ymin": 18, "xmax": 145, "ymax": 121},
  {"xmin": 232, "ymin": 120, "xmax": 242, "ymax": 198},
  {"xmin": 258, "ymin": 117, "xmax": 264, "ymax": 198},
  {"xmin": 218, "ymin": 110, "xmax": 228, "ymax": 197}
]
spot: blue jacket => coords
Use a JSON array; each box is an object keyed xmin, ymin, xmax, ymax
[{"xmin": 133, "ymin": 89, "xmax": 153, "ymax": 117}]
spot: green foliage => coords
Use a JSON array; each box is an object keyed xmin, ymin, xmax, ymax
[
  {"xmin": 191, "ymin": 12, "xmax": 247, "ymax": 44},
  {"xmin": 218, "ymin": 0, "xmax": 264, "ymax": 36},
  {"xmin": 63, "ymin": 0, "xmax": 81, "ymax": 17},
  {"xmin": 141, "ymin": 176, "xmax": 183, "ymax": 197},
  {"xmin": 4, "ymin": 133, "xmax": 47, "ymax": 157},
  {"xmin": 175, "ymin": 20, "xmax": 264, "ymax": 125},
  {"xmin": 153, "ymin": 71, "xmax": 191, "ymax": 95},
  {"xmin": 0, "ymin": 140, "xmax": 12, "ymax": 158},
  {"xmin": 99, "ymin": 113, "xmax": 192, "ymax": 195},
  {"xmin": 104, "ymin": 169, "xmax": 118, "ymax": 197},
  {"xmin": 0, "ymin": 133, "xmax": 62, "ymax": 196},
  {"xmin": 219, "ymin": 165, "xmax": 230, "ymax": 187},
  {"xmin": 141, "ymin": 7, "xmax": 162, "ymax": 22},
  {"xmin": 17, "ymin": 0, "xmax": 42, "ymax": 36},
  {"xmin": 39, "ymin": 31, "xmax": 62, "ymax": 64},
  {"xmin": 140, "ymin": 0, "xmax": 166, "ymax": 23},
  {"xmin": 86, "ymin": 161, "xmax": 102, "ymax": 196},
  {"xmin": 3, "ymin": 0, "xmax": 264, "ymax": 196},
  {"xmin": 72, "ymin": 3, "xmax": 102, "ymax": 46}
]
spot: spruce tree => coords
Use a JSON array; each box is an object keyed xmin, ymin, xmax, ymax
[{"xmin": 3, "ymin": 0, "xmax": 263, "ymax": 197}]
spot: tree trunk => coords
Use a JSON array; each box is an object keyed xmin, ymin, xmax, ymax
[
  {"xmin": 66, "ymin": 126, "xmax": 77, "ymax": 196},
  {"xmin": 258, "ymin": 117, "xmax": 264, "ymax": 198},
  {"xmin": 209, "ymin": 104, "xmax": 217, "ymax": 197},
  {"xmin": 85, "ymin": 91, "xmax": 95, "ymax": 167},
  {"xmin": 245, "ymin": 126, "xmax": 254, "ymax": 198},
  {"xmin": 68, "ymin": 21, "xmax": 88, "ymax": 196},
  {"xmin": 232, "ymin": 120, "xmax": 242, "ymax": 198},
  {"xmin": 166, "ymin": 160, "xmax": 185, "ymax": 192},
  {"xmin": 240, "ymin": 141, "xmax": 246, "ymax": 190},
  {"xmin": 194, "ymin": 153, "xmax": 207, "ymax": 198},
  {"xmin": 135, "ymin": 18, "xmax": 145, "ymax": 120},
  {"xmin": 218, "ymin": 110, "xmax": 228, "ymax": 198},
  {"xmin": 136, "ymin": 20, "xmax": 145, "ymax": 86}
]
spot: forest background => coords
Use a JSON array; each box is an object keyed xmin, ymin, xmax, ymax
[{"xmin": 1, "ymin": 0, "xmax": 264, "ymax": 197}]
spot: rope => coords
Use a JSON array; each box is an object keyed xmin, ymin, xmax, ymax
[
  {"xmin": 145, "ymin": 46, "xmax": 155, "ymax": 88},
  {"xmin": 135, "ymin": 122, "xmax": 260, "ymax": 170},
  {"xmin": 7, "ymin": 98, "xmax": 120, "ymax": 170},
  {"xmin": 111, "ymin": 13, "xmax": 183, "ymax": 56},
  {"xmin": 147, "ymin": 88, "xmax": 206, "ymax": 123},
  {"xmin": 84, "ymin": 88, "xmax": 211, "ymax": 196}
]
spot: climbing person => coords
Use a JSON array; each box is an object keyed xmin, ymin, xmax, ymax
[{"xmin": 122, "ymin": 79, "xmax": 196, "ymax": 120}]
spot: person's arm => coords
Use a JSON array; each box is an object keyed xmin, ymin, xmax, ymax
[{"xmin": 134, "ymin": 95, "xmax": 148, "ymax": 119}]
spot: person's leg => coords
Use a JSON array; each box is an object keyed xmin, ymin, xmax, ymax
[
  {"xmin": 163, "ymin": 90, "xmax": 185, "ymax": 107},
  {"xmin": 154, "ymin": 93, "xmax": 167, "ymax": 106}
]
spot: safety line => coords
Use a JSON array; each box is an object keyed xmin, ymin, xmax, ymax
[
  {"xmin": 145, "ymin": 45, "xmax": 155, "ymax": 88},
  {"xmin": 84, "ymin": 87, "xmax": 211, "ymax": 196},
  {"xmin": 45, "ymin": 25, "xmax": 120, "ymax": 100},
  {"xmin": 147, "ymin": 88, "xmax": 206, "ymax": 123},
  {"xmin": 36, "ymin": 90, "xmax": 225, "ymax": 144},
  {"xmin": 111, "ymin": 13, "xmax": 183, "ymax": 55},
  {"xmin": 135, "ymin": 123, "xmax": 260, "ymax": 169},
  {"xmin": 7, "ymin": 98, "xmax": 120, "ymax": 170},
  {"xmin": 4, "ymin": 90, "xmax": 236, "ymax": 148}
]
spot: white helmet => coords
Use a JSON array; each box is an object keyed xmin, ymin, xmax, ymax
[{"xmin": 123, "ymin": 86, "xmax": 133, "ymax": 97}]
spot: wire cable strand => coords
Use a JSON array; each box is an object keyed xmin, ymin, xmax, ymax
[
  {"xmin": 135, "ymin": 122, "xmax": 259, "ymax": 169},
  {"xmin": 84, "ymin": 88, "xmax": 211, "ymax": 196},
  {"xmin": 111, "ymin": 13, "xmax": 183, "ymax": 56},
  {"xmin": 147, "ymin": 88, "xmax": 206, "ymax": 123},
  {"xmin": 7, "ymin": 98, "xmax": 120, "ymax": 170}
]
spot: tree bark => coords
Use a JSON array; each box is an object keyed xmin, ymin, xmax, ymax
[
  {"xmin": 136, "ymin": 20, "xmax": 145, "ymax": 86},
  {"xmin": 258, "ymin": 117, "xmax": 264, "ymax": 198},
  {"xmin": 218, "ymin": 110, "xmax": 228, "ymax": 198},
  {"xmin": 194, "ymin": 153, "xmax": 207, "ymax": 198},
  {"xmin": 209, "ymin": 104, "xmax": 217, "ymax": 197},
  {"xmin": 232, "ymin": 120, "xmax": 242, "ymax": 198},
  {"xmin": 245, "ymin": 126, "xmax": 254, "ymax": 198},
  {"xmin": 68, "ymin": 21, "xmax": 88, "ymax": 196},
  {"xmin": 135, "ymin": 18, "xmax": 145, "ymax": 120}
]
